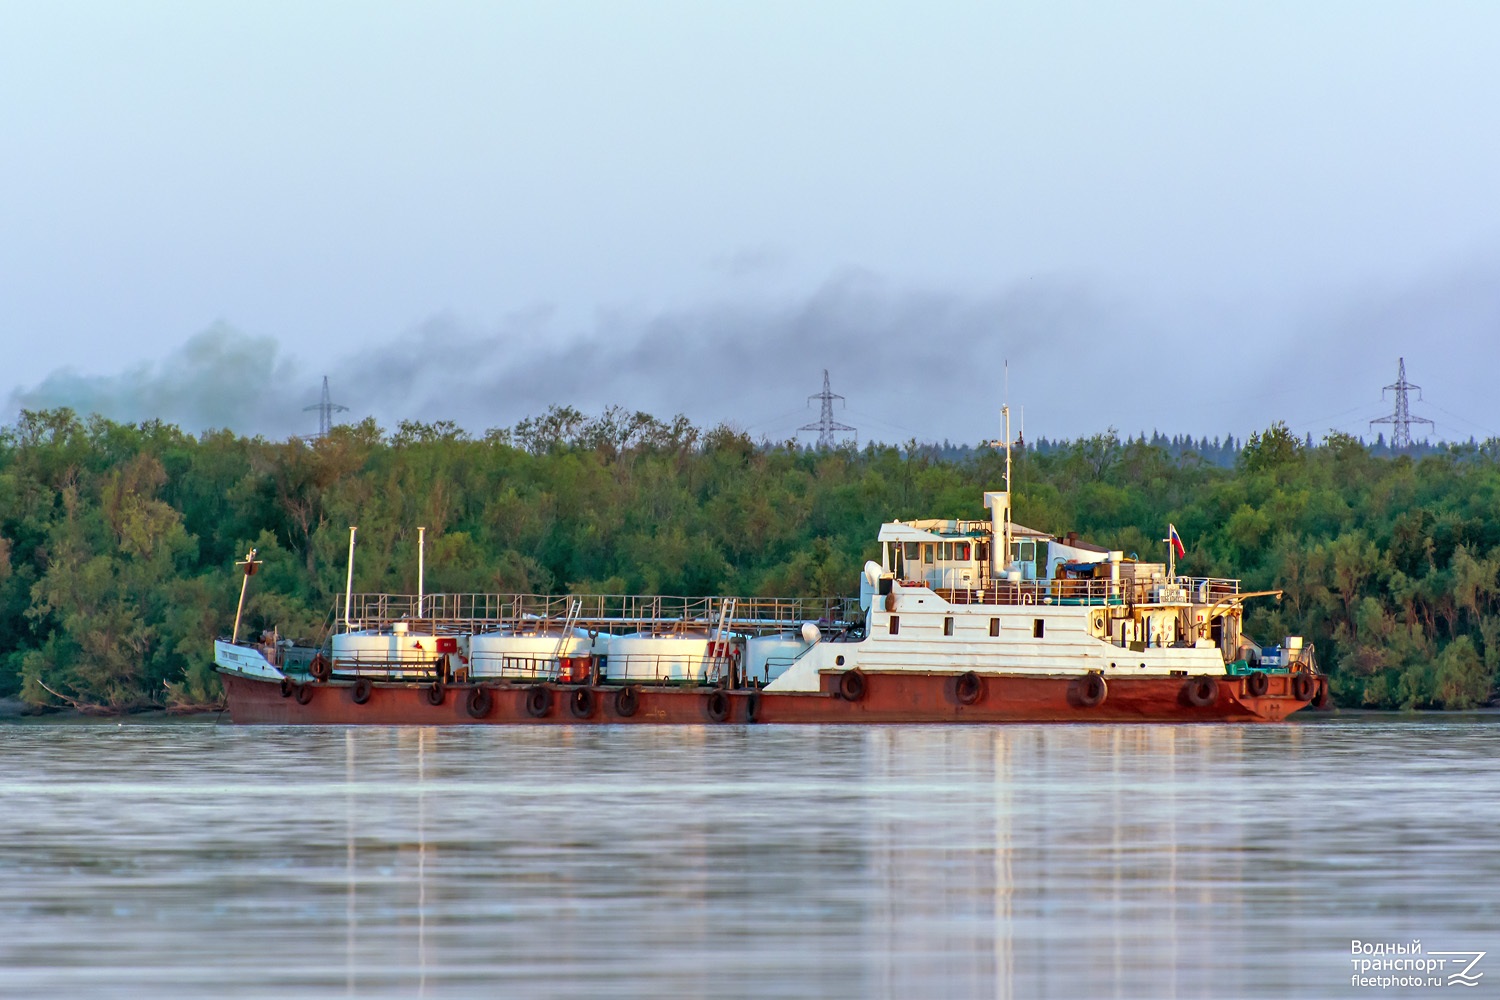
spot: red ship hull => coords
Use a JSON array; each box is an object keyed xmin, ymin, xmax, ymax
[{"xmin": 221, "ymin": 668, "xmax": 1317, "ymax": 724}]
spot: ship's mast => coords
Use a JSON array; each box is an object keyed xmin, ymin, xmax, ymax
[{"xmin": 1002, "ymin": 402, "xmax": 1012, "ymax": 574}]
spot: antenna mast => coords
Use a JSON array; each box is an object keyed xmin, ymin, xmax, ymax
[
  {"xmin": 1369, "ymin": 357, "xmax": 1434, "ymax": 448},
  {"xmin": 797, "ymin": 369, "xmax": 857, "ymax": 448}
]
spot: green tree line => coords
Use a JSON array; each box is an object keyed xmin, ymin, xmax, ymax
[{"xmin": 0, "ymin": 407, "xmax": 1494, "ymax": 712}]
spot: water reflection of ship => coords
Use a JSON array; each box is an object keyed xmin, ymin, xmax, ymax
[
  {"xmin": 858, "ymin": 726, "xmax": 1314, "ymax": 996},
  {"xmin": 326, "ymin": 726, "xmax": 1319, "ymax": 996}
]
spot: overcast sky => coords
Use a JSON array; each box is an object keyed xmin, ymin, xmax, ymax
[{"xmin": 3, "ymin": 2, "xmax": 1498, "ymax": 444}]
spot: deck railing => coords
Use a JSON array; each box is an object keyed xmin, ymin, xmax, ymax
[
  {"xmin": 335, "ymin": 592, "xmax": 859, "ymax": 634},
  {"xmin": 934, "ymin": 574, "xmax": 1242, "ymax": 608}
]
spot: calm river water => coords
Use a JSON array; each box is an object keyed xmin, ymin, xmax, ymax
[{"xmin": 1, "ymin": 716, "xmax": 1496, "ymax": 998}]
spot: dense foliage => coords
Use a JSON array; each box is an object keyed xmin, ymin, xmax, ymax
[{"xmin": 1, "ymin": 407, "xmax": 1494, "ymax": 712}]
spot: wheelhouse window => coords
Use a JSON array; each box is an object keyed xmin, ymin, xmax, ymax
[{"xmin": 1033, "ymin": 619, "xmax": 1045, "ymax": 638}]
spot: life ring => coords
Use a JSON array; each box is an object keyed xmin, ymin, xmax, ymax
[
  {"xmin": 294, "ymin": 683, "xmax": 315, "ymax": 706},
  {"xmin": 1184, "ymin": 676, "xmax": 1217, "ymax": 708},
  {"xmin": 1291, "ymin": 673, "xmax": 1315, "ymax": 702},
  {"xmin": 309, "ymin": 654, "xmax": 331, "ymax": 682},
  {"xmin": 466, "ymin": 686, "xmax": 493, "ymax": 719},
  {"xmin": 614, "ymin": 686, "xmax": 640, "ymax": 718},
  {"xmin": 838, "ymin": 669, "xmax": 867, "ymax": 702},
  {"xmin": 525, "ymin": 685, "xmax": 551, "ymax": 718},
  {"xmin": 955, "ymin": 671, "xmax": 983, "ymax": 706},
  {"xmin": 706, "ymin": 689, "xmax": 730, "ymax": 722},
  {"xmin": 1245, "ymin": 671, "xmax": 1269, "ymax": 698},
  {"xmin": 351, "ymin": 678, "xmax": 373, "ymax": 705},
  {"xmin": 279, "ymin": 678, "xmax": 294, "ymax": 699},
  {"xmin": 570, "ymin": 687, "xmax": 594, "ymax": 719},
  {"xmin": 425, "ymin": 680, "xmax": 446, "ymax": 706},
  {"xmin": 1077, "ymin": 673, "xmax": 1107, "ymax": 707},
  {"xmin": 746, "ymin": 692, "xmax": 760, "ymax": 723}
]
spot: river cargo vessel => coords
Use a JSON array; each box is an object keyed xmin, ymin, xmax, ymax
[{"xmin": 214, "ymin": 422, "xmax": 1325, "ymax": 724}]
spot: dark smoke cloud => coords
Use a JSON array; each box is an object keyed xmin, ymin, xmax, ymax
[
  {"xmin": 338, "ymin": 270, "xmax": 1157, "ymax": 443},
  {"xmin": 10, "ymin": 322, "xmax": 305, "ymax": 437},
  {"xmin": 11, "ymin": 266, "xmax": 1496, "ymax": 444}
]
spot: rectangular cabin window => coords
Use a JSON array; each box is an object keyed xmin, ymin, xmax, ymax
[
  {"xmin": 923, "ymin": 545, "xmax": 935, "ymax": 565},
  {"xmin": 1033, "ymin": 618, "xmax": 1045, "ymax": 639},
  {"xmin": 977, "ymin": 541, "xmax": 989, "ymax": 564},
  {"xmin": 943, "ymin": 616, "xmax": 954, "ymax": 636},
  {"xmin": 904, "ymin": 542, "xmax": 920, "ymax": 562},
  {"xmin": 989, "ymin": 617, "xmax": 1000, "ymax": 637},
  {"xmin": 889, "ymin": 615, "xmax": 900, "ymax": 635},
  {"xmin": 957, "ymin": 542, "xmax": 970, "ymax": 561}
]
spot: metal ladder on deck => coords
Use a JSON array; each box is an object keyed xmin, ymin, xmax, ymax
[
  {"xmin": 551, "ymin": 598, "xmax": 582, "ymax": 679},
  {"xmin": 709, "ymin": 597, "xmax": 736, "ymax": 684}
]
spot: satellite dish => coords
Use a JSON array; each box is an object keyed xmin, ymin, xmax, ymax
[
  {"xmin": 863, "ymin": 561, "xmax": 882, "ymax": 586},
  {"xmin": 801, "ymin": 622, "xmax": 822, "ymax": 644}
]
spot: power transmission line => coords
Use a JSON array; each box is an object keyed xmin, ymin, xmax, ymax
[{"xmin": 797, "ymin": 369, "xmax": 857, "ymax": 448}]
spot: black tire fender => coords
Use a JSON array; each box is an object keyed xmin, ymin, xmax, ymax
[
  {"xmin": 838, "ymin": 669, "xmax": 866, "ymax": 702},
  {"xmin": 706, "ymin": 689, "xmax": 730, "ymax": 722},
  {"xmin": 570, "ymin": 687, "xmax": 594, "ymax": 719},
  {"xmin": 1291, "ymin": 673, "xmax": 1315, "ymax": 702},
  {"xmin": 1184, "ymin": 676, "xmax": 1218, "ymax": 708},
  {"xmin": 466, "ymin": 685, "xmax": 493, "ymax": 719},
  {"xmin": 351, "ymin": 678, "xmax": 373, "ymax": 705},
  {"xmin": 1077, "ymin": 673, "xmax": 1107, "ymax": 707},
  {"xmin": 955, "ymin": 670, "xmax": 983, "ymax": 706},
  {"xmin": 525, "ymin": 685, "xmax": 551, "ymax": 719},
  {"xmin": 1245, "ymin": 670, "xmax": 1269, "ymax": 698},
  {"xmin": 614, "ymin": 686, "xmax": 639, "ymax": 718},
  {"xmin": 425, "ymin": 681, "xmax": 446, "ymax": 706},
  {"xmin": 293, "ymin": 683, "xmax": 314, "ymax": 706}
]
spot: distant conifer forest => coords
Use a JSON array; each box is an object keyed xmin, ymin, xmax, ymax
[{"xmin": 0, "ymin": 405, "xmax": 1493, "ymax": 713}]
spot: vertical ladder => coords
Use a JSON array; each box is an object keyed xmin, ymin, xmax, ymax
[
  {"xmin": 709, "ymin": 597, "xmax": 736, "ymax": 684},
  {"xmin": 551, "ymin": 598, "xmax": 582, "ymax": 679}
]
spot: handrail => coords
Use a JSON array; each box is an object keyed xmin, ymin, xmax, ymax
[{"xmin": 334, "ymin": 592, "xmax": 859, "ymax": 634}]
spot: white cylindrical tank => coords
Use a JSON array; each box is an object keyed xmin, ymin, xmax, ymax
[
  {"xmin": 469, "ymin": 627, "xmax": 600, "ymax": 680},
  {"xmin": 606, "ymin": 630, "xmax": 734, "ymax": 683},
  {"xmin": 744, "ymin": 633, "xmax": 814, "ymax": 685},
  {"xmin": 332, "ymin": 628, "xmax": 452, "ymax": 678}
]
